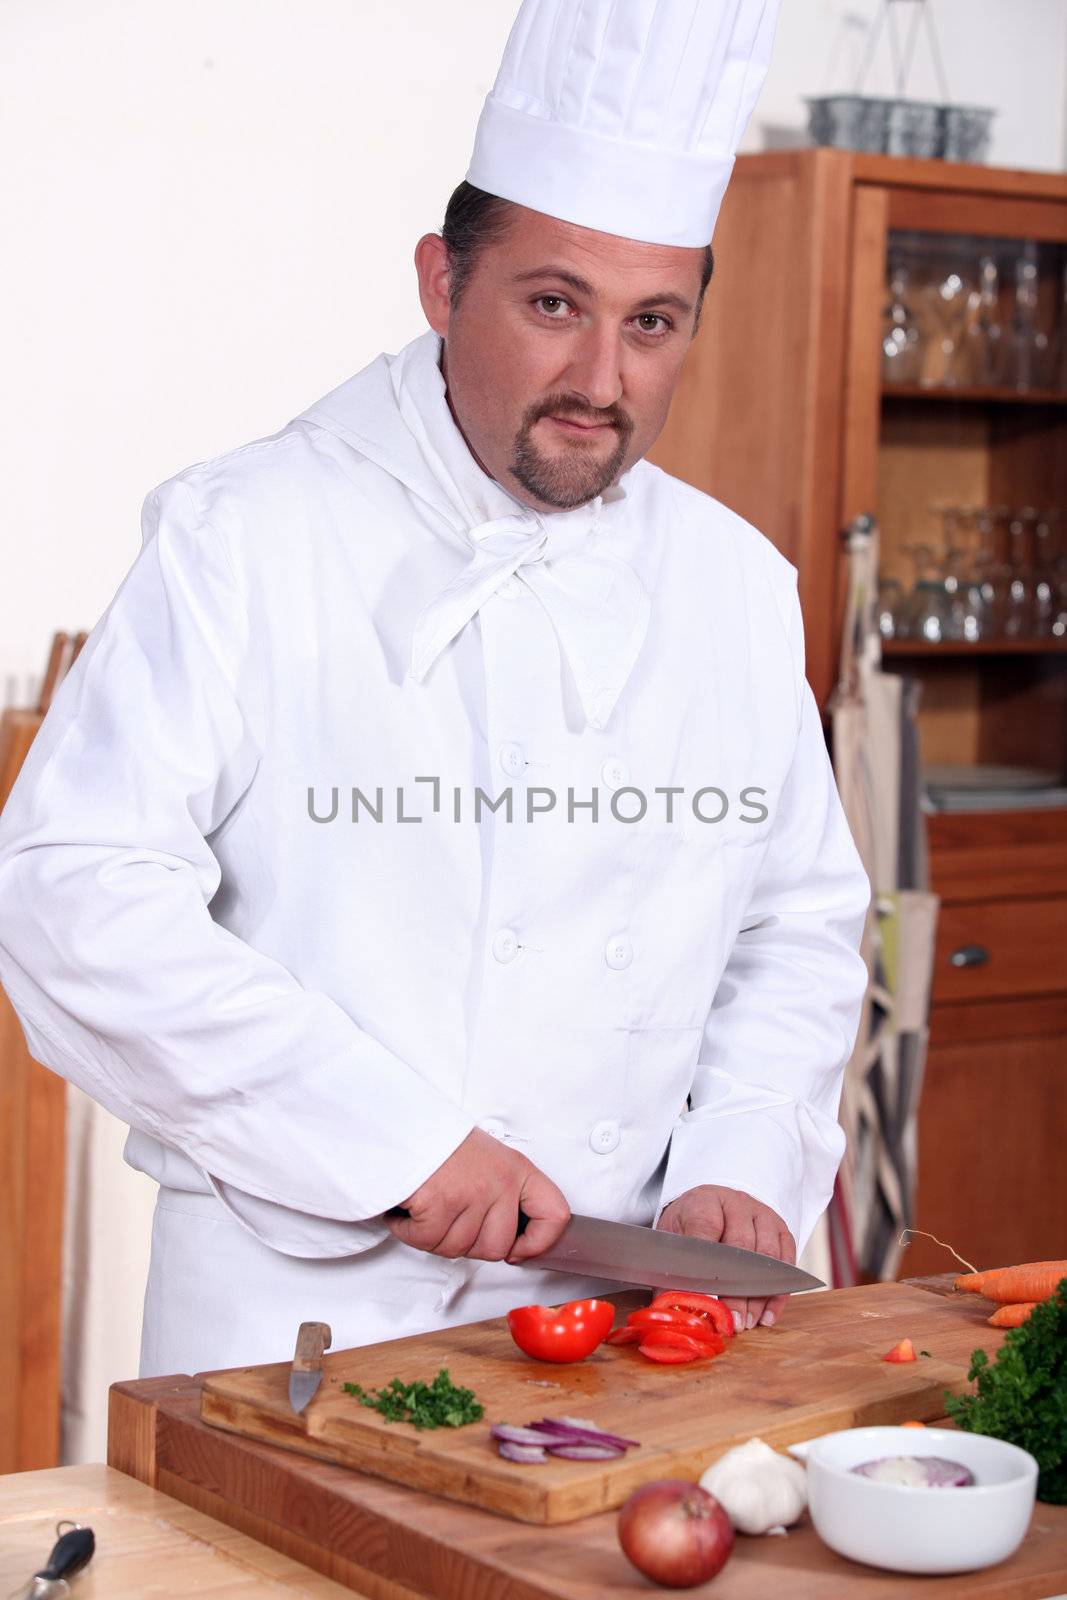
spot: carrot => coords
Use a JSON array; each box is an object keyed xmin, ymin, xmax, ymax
[
  {"xmin": 953, "ymin": 1262, "xmax": 1067, "ymax": 1304},
  {"xmin": 987, "ymin": 1302, "xmax": 1039, "ymax": 1329}
]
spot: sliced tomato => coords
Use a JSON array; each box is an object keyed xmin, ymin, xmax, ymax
[
  {"xmin": 506, "ymin": 1299, "xmax": 615, "ymax": 1363},
  {"xmin": 639, "ymin": 1343, "xmax": 703, "ymax": 1364},
  {"xmin": 882, "ymin": 1337, "xmax": 918, "ymax": 1364},
  {"xmin": 627, "ymin": 1308, "xmax": 725, "ymax": 1350},
  {"xmin": 638, "ymin": 1327, "xmax": 711, "ymax": 1356},
  {"xmin": 650, "ymin": 1291, "xmax": 735, "ymax": 1340},
  {"xmin": 605, "ymin": 1326, "xmax": 642, "ymax": 1346}
]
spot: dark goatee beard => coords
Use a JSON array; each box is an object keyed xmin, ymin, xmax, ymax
[{"xmin": 508, "ymin": 394, "xmax": 634, "ymax": 510}]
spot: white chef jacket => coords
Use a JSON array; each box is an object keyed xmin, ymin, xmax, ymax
[{"xmin": 0, "ymin": 331, "xmax": 870, "ymax": 1375}]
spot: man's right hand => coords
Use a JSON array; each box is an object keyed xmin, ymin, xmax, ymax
[{"xmin": 383, "ymin": 1129, "xmax": 570, "ymax": 1265}]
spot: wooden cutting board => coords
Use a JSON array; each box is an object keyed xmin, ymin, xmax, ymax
[{"xmin": 200, "ymin": 1281, "xmax": 1000, "ymax": 1526}]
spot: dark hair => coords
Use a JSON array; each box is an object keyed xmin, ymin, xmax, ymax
[{"xmin": 440, "ymin": 180, "xmax": 714, "ymax": 324}]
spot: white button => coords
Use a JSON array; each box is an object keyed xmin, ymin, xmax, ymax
[
  {"xmin": 589, "ymin": 1119, "xmax": 621, "ymax": 1155},
  {"xmin": 601, "ymin": 757, "xmax": 630, "ymax": 789},
  {"xmin": 497, "ymin": 576, "xmax": 521, "ymax": 598},
  {"xmin": 478, "ymin": 1117, "xmax": 508, "ymax": 1139},
  {"xmin": 604, "ymin": 934, "xmax": 633, "ymax": 970},
  {"xmin": 499, "ymin": 742, "xmax": 527, "ymax": 778},
  {"xmin": 492, "ymin": 928, "xmax": 519, "ymax": 963}
]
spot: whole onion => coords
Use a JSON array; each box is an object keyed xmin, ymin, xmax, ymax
[{"xmin": 617, "ymin": 1480, "xmax": 734, "ymax": 1588}]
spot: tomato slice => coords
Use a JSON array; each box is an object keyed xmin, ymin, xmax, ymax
[
  {"xmin": 605, "ymin": 1326, "xmax": 642, "ymax": 1346},
  {"xmin": 506, "ymin": 1299, "xmax": 615, "ymax": 1363},
  {"xmin": 650, "ymin": 1291, "xmax": 735, "ymax": 1340},
  {"xmin": 639, "ymin": 1343, "xmax": 703, "ymax": 1364},
  {"xmin": 638, "ymin": 1327, "xmax": 711, "ymax": 1356},
  {"xmin": 882, "ymin": 1337, "xmax": 918, "ymax": 1364},
  {"xmin": 626, "ymin": 1309, "xmax": 725, "ymax": 1350}
]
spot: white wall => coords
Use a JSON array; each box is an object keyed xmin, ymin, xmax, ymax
[{"xmin": 2, "ymin": 1, "xmax": 1065, "ymax": 703}]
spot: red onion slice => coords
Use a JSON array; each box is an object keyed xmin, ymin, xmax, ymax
[
  {"xmin": 544, "ymin": 1442, "xmax": 627, "ymax": 1461},
  {"xmin": 528, "ymin": 1418, "xmax": 641, "ymax": 1450},
  {"xmin": 497, "ymin": 1440, "xmax": 548, "ymax": 1464},
  {"xmin": 490, "ymin": 1424, "xmax": 553, "ymax": 1447},
  {"xmin": 851, "ymin": 1455, "xmax": 975, "ymax": 1487}
]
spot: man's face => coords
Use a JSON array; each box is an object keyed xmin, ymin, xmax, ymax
[{"xmin": 415, "ymin": 206, "xmax": 706, "ymax": 513}]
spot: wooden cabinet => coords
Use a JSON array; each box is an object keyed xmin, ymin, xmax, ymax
[
  {"xmin": 649, "ymin": 150, "xmax": 1067, "ymax": 1274},
  {"xmin": 908, "ymin": 810, "xmax": 1067, "ymax": 1276}
]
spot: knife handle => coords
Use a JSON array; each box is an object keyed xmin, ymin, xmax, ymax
[
  {"xmin": 385, "ymin": 1208, "xmax": 531, "ymax": 1240},
  {"xmin": 36, "ymin": 1523, "xmax": 95, "ymax": 1581},
  {"xmin": 293, "ymin": 1321, "xmax": 332, "ymax": 1373}
]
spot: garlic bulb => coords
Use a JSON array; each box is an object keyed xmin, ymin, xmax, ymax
[{"xmin": 699, "ymin": 1438, "xmax": 807, "ymax": 1535}]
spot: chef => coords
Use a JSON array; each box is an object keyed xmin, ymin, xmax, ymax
[{"xmin": 0, "ymin": 0, "xmax": 870, "ymax": 1378}]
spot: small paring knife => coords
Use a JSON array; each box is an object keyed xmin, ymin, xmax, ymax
[{"xmin": 289, "ymin": 1320, "xmax": 332, "ymax": 1415}]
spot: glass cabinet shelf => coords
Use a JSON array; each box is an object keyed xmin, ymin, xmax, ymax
[{"xmin": 883, "ymin": 382, "xmax": 1067, "ymax": 405}]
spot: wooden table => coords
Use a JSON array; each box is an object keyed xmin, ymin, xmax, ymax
[
  {"xmin": 106, "ymin": 1281, "xmax": 1067, "ymax": 1600},
  {"xmin": 0, "ymin": 1463, "xmax": 355, "ymax": 1597}
]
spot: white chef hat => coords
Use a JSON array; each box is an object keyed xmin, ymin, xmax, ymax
[{"xmin": 466, "ymin": 0, "xmax": 781, "ymax": 249}]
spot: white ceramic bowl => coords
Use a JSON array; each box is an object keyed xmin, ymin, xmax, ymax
[{"xmin": 789, "ymin": 1425, "xmax": 1038, "ymax": 1575}]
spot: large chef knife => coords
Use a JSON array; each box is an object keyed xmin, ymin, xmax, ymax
[
  {"xmin": 521, "ymin": 1213, "xmax": 823, "ymax": 1297},
  {"xmin": 289, "ymin": 1320, "xmax": 332, "ymax": 1414}
]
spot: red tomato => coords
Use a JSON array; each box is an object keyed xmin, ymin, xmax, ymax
[
  {"xmin": 650, "ymin": 1291, "xmax": 735, "ymax": 1340},
  {"xmin": 883, "ymin": 1337, "xmax": 918, "ymax": 1364},
  {"xmin": 506, "ymin": 1299, "xmax": 615, "ymax": 1363}
]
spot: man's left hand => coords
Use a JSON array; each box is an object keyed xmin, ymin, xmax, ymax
[{"xmin": 656, "ymin": 1185, "xmax": 796, "ymax": 1332}]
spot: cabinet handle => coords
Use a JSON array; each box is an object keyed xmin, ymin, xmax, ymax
[{"xmin": 949, "ymin": 944, "xmax": 989, "ymax": 969}]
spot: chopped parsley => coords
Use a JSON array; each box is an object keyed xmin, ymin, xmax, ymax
[
  {"xmin": 944, "ymin": 1277, "xmax": 1067, "ymax": 1504},
  {"xmin": 342, "ymin": 1367, "xmax": 484, "ymax": 1430}
]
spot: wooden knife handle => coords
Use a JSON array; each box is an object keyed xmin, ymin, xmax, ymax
[{"xmin": 293, "ymin": 1321, "xmax": 332, "ymax": 1373}]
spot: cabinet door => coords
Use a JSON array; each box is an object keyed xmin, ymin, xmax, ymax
[{"xmin": 907, "ymin": 1016, "xmax": 1067, "ymax": 1277}]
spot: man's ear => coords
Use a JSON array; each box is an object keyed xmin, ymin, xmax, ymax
[{"xmin": 414, "ymin": 233, "xmax": 452, "ymax": 337}]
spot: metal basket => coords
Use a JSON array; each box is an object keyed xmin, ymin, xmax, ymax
[
  {"xmin": 940, "ymin": 105, "xmax": 995, "ymax": 164},
  {"xmin": 806, "ymin": 95, "xmax": 891, "ymax": 155}
]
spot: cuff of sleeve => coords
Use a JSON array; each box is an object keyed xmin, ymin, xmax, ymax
[
  {"xmin": 656, "ymin": 1091, "xmax": 845, "ymax": 1258},
  {"xmin": 206, "ymin": 1176, "xmax": 394, "ymax": 1259}
]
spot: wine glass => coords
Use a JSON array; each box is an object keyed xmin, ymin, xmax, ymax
[
  {"xmin": 922, "ymin": 265, "xmax": 972, "ymax": 389},
  {"xmin": 1002, "ymin": 508, "xmax": 1037, "ymax": 637},
  {"xmin": 959, "ymin": 255, "xmax": 1006, "ymax": 388},
  {"xmin": 882, "ymin": 262, "xmax": 923, "ymax": 385},
  {"xmin": 876, "ymin": 575, "xmax": 904, "ymax": 640},
  {"xmin": 901, "ymin": 542, "xmax": 951, "ymax": 642},
  {"xmin": 1008, "ymin": 246, "xmax": 1053, "ymax": 393}
]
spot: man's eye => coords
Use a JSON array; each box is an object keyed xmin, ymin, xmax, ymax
[
  {"xmin": 534, "ymin": 295, "xmax": 571, "ymax": 318},
  {"xmin": 634, "ymin": 313, "xmax": 671, "ymax": 335}
]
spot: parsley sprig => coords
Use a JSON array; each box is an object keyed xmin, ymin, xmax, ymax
[
  {"xmin": 944, "ymin": 1276, "xmax": 1067, "ymax": 1504},
  {"xmin": 342, "ymin": 1367, "xmax": 484, "ymax": 1430}
]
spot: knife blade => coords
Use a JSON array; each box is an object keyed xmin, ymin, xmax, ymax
[
  {"xmin": 289, "ymin": 1320, "xmax": 332, "ymax": 1414},
  {"xmin": 525, "ymin": 1213, "xmax": 823, "ymax": 1297}
]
